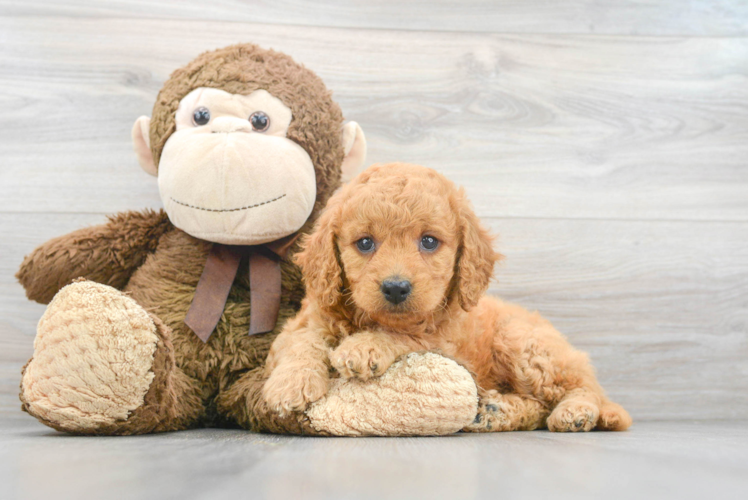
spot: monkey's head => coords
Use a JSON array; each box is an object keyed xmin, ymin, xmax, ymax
[{"xmin": 132, "ymin": 44, "xmax": 366, "ymax": 245}]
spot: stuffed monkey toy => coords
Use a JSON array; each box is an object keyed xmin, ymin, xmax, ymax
[{"xmin": 17, "ymin": 44, "xmax": 478, "ymax": 436}]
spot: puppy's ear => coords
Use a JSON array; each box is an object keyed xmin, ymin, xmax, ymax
[
  {"xmin": 294, "ymin": 200, "xmax": 343, "ymax": 310},
  {"xmin": 453, "ymin": 189, "xmax": 502, "ymax": 311}
]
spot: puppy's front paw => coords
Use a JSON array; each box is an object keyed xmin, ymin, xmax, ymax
[
  {"xmin": 330, "ymin": 336, "xmax": 396, "ymax": 380},
  {"xmin": 262, "ymin": 366, "xmax": 329, "ymax": 415}
]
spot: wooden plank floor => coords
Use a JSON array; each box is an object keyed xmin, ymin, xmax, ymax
[
  {"xmin": 1, "ymin": 1, "xmax": 747, "ymax": 426},
  {"xmin": 2, "ymin": 417, "xmax": 748, "ymax": 500}
]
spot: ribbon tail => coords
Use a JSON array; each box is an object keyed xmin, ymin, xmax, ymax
[
  {"xmin": 248, "ymin": 250, "xmax": 282, "ymax": 335},
  {"xmin": 185, "ymin": 244, "xmax": 243, "ymax": 342}
]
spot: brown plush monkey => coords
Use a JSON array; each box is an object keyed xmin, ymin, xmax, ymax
[{"xmin": 16, "ymin": 44, "xmax": 478, "ymax": 436}]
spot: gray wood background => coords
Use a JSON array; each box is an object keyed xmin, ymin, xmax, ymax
[{"xmin": 0, "ymin": 1, "xmax": 746, "ymax": 421}]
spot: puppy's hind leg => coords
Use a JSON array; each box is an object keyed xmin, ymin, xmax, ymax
[
  {"xmin": 597, "ymin": 400, "xmax": 632, "ymax": 431},
  {"xmin": 463, "ymin": 390, "xmax": 549, "ymax": 432},
  {"xmin": 546, "ymin": 387, "xmax": 603, "ymax": 432}
]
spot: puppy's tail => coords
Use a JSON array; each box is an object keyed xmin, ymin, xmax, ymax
[{"xmin": 597, "ymin": 400, "xmax": 633, "ymax": 431}]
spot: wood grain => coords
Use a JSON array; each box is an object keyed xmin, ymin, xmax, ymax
[
  {"xmin": 1, "ymin": 0, "xmax": 747, "ymax": 36},
  {"xmin": 1, "ymin": 17, "xmax": 747, "ymax": 220}
]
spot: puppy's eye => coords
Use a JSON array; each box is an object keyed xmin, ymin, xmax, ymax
[
  {"xmin": 420, "ymin": 235, "xmax": 439, "ymax": 251},
  {"xmin": 356, "ymin": 237, "xmax": 375, "ymax": 253},
  {"xmin": 249, "ymin": 111, "xmax": 270, "ymax": 132},
  {"xmin": 192, "ymin": 107, "xmax": 210, "ymax": 126}
]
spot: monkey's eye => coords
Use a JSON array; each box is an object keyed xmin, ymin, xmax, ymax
[
  {"xmin": 356, "ymin": 237, "xmax": 375, "ymax": 254},
  {"xmin": 192, "ymin": 107, "xmax": 211, "ymax": 126},
  {"xmin": 420, "ymin": 235, "xmax": 439, "ymax": 252},
  {"xmin": 249, "ymin": 111, "xmax": 270, "ymax": 132}
]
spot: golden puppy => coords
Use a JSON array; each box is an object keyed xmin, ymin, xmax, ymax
[{"xmin": 263, "ymin": 163, "xmax": 631, "ymax": 432}]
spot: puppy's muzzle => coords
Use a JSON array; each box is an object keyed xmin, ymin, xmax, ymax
[{"xmin": 381, "ymin": 278, "xmax": 412, "ymax": 305}]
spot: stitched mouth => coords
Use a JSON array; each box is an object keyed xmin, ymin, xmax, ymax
[{"xmin": 170, "ymin": 194, "xmax": 286, "ymax": 213}]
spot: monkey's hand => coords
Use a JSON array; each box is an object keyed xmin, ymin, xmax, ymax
[{"xmin": 17, "ymin": 210, "xmax": 172, "ymax": 304}]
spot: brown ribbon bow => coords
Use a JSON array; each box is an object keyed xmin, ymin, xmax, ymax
[{"xmin": 185, "ymin": 234, "xmax": 299, "ymax": 342}]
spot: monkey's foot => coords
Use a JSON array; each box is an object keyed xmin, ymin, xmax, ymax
[
  {"xmin": 305, "ymin": 352, "xmax": 478, "ymax": 436},
  {"xmin": 20, "ymin": 280, "xmax": 160, "ymax": 434}
]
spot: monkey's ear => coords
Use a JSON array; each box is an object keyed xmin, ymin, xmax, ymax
[
  {"xmin": 132, "ymin": 116, "xmax": 157, "ymax": 176},
  {"xmin": 340, "ymin": 122, "xmax": 366, "ymax": 183}
]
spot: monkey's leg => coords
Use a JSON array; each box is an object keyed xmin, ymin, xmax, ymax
[
  {"xmin": 20, "ymin": 280, "xmax": 204, "ymax": 435},
  {"xmin": 217, "ymin": 352, "xmax": 481, "ymax": 436},
  {"xmin": 463, "ymin": 389, "xmax": 550, "ymax": 432},
  {"xmin": 216, "ymin": 366, "xmax": 319, "ymax": 434}
]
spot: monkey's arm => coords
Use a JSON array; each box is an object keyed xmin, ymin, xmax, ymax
[{"xmin": 17, "ymin": 209, "xmax": 172, "ymax": 304}]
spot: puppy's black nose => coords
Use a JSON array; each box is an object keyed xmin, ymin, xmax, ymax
[{"xmin": 381, "ymin": 279, "xmax": 411, "ymax": 305}]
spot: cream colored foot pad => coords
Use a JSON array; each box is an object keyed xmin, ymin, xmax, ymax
[
  {"xmin": 307, "ymin": 352, "xmax": 478, "ymax": 436},
  {"xmin": 22, "ymin": 281, "xmax": 158, "ymax": 432}
]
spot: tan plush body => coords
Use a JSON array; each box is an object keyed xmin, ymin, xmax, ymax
[
  {"xmin": 264, "ymin": 163, "xmax": 632, "ymax": 432},
  {"xmin": 17, "ymin": 45, "xmax": 478, "ymax": 436}
]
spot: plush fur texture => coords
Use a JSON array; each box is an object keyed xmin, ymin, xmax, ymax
[
  {"xmin": 21, "ymin": 280, "xmax": 159, "ymax": 432},
  {"xmin": 20, "ymin": 280, "xmax": 205, "ymax": 435},
  {"xmin": 150, "ymin": 44, "xmax": 345, "ymax": 219},
  {"xmin": 16, "ymin": 44, "xmax": 343, "ymax": 434},
  {"xmin": 263, "ymin": 163, "xmax": 632, "ymax": 432},
  {"xmin": 305, "ymin": 352, "xmax": 478, "ymax": 436},
  {"xmin": 16, "ymin": 210, "xmax": 172, "ymax": 304}
]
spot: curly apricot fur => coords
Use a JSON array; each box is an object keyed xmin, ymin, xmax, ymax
[{"xmin": 264, "ymin": 163, "xmax": 632, "ymax": 432}]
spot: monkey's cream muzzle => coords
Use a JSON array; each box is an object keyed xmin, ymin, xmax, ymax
[
  {"xmin": 156, "ymin": 88, "xmax": 317, "ymax": 245},
  {"xmin": 132, "ymin": 86, "xmax": 367, "ymax": 245},
  {"xmin": 158, "ymin": 124, "xmax": 316, "ymax": 245}
]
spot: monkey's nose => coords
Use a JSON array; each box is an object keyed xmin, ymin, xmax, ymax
[
  {"xmin": 381, "ymin": 279, "xmax": 412, "ymax": 305},
  {"xmin": 210, "ymin": 117, "xmax": 252, "ymax": 134}
]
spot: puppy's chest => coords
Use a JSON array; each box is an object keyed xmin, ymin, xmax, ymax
[{"xmin": 425, "ymin": 318, "xmax": 508, "ymax": 389}]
